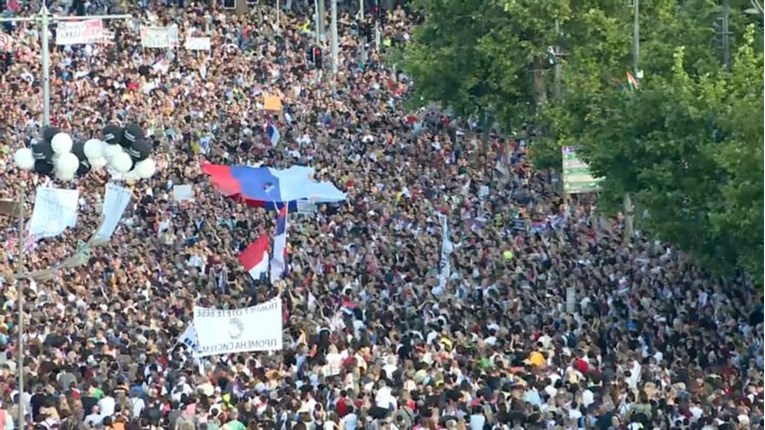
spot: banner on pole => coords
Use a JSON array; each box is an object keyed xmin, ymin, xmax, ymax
[
  {"xmin": 184, "ymin": 37, "xmax": 211, "ymax": 51},
  {"xmin": 193, "ymin": 299, "xmax": 283, "ymax": 357},
  {"xmin": 140, "ymin": 25, "xmax": 180, "ymax": 48},
  {"xmin": 434, "ymin": 213, "xmax": 453, "ymax": 296},
  {"xmin": 561, "ymin": 146, "xmax": 602, "ymax": 194},
  {"xmin": 55, "ymin": 19, "xmax": 104, "ymax": 45}
]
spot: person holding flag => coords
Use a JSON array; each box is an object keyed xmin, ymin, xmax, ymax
[{"xmin": 270, "ymin": 205, "xmax": 289, "ymax": 282}]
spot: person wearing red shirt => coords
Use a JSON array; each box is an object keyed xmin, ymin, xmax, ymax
[{"xmin": 336, "ymin": 390, "xmax": 350, "ymax": 417}]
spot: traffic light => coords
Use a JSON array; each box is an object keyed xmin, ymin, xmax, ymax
[{"xmin": 313, "ymin": 47, "xmax": 322, "ymax": 70}]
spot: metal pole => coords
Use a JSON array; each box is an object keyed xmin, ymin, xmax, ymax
[
  {"xmin": 359, "ymin": 0, "xmax": 366, "ymax": 62},
  {"xmin": 553, "ymin": 20, "xmax": 562, "ymax": 100},
  {"xmin": 276, "ymin": 0, "xmax": 281, "ymax": 35},
  {"xmin": 632, "ymin": 0, "xmax": 639, "ymax": 74},
  {"xmin": 41, "ymin": 6, "xmax": 51, "ymax": 126},
  {"xmin": 330, "ymin": 0, "xmax": 338, "ymax": 74},
  {"xmin": 314, "ymin": 0, "xmax": 321, "ymax": 45},
  {"xmin": 374, "ymin": 0, "xmax": 380, "ymax": 50},
  {"xmin": 624, "ymin": 0, "xmax": 639, "ymax": 241},
  {"xmin": 722, "ymin": 0, "xmax": 731, "ymax": 71},
  {"xmin": 15, "ymin": 188, "xmax": 25, "ymax": 430},
  {"xmin": 317, "ymin": 0, "xmax": 325, "ymax": 40}
]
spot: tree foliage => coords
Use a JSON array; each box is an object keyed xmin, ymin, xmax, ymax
[{"xmin": 400, "ymin": 0, "xmax": 764, "ymax": 284}]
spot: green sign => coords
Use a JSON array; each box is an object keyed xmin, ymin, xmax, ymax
[{"xmin": 562, "ymin": 146, "xmax": 602, "ymax": 194}]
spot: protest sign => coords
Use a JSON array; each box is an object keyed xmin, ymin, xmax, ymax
[
  {"xmin": 140, "ymin": 25, "xmax": 179, "ymax": 48},
  {"xmin": 193, "ymin": 299, "xmax": 283, "ymax": 356},
  {"xmin": 56, "ymin": 19, "xmax": 104, "ymax": 45},
  {"xmin": 184, "ymin": 37, "xmax": 211, "ymax": 51}
]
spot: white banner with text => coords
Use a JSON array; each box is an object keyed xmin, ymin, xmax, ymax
[
  {"xmin": 56, "ymin": 19, "xmax": 104, "ymax": 45},
  {"xmin": 193, "ymin": 299, "xmax": 283, "ymax": 356}
]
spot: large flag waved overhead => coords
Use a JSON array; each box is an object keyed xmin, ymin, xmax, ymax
[
  {"xmin": 239, "ymin": 233, "xmax": 270, "ymax": 280},
  {"xmin": 202, "ymin": 164, "xmax": 346, "ymax": 207}
]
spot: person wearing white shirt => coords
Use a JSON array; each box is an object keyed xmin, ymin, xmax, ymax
[
  {"xmin": 130, "ymin": 393, "xmax": 145, "ymax": 419},
  {"xmin": 341, "ymin": 406, "xmax": 358, "ymax": 430},
  {"xmin": 469, "ymin": 408, "xmax": 486, "ymax": 430},
  {"xmin": 97, "ymin": 394, "xmax": 116, "ymax": 418},
  {"xmin": 374, "ymin": 381, "xmax": 393, "ymax": 410}
]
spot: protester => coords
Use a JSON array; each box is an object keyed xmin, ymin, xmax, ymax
[{"xmin": 0, "ymin": 0, "xmax": 761, "ymax": 430}]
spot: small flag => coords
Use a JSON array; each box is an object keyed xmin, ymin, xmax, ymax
[
  {"xmin": 269, "ymin": 206, "xmax": 289, "ymax": 281},
  {"xmin": 239, "ymin": 233, "xmax": 270, "ymax": 279},
  {"xmin": 626, "ymin": 72, "xmax": 639, "ymax": 91},
  {"xmin": 266, "ymin": 122, "xmax": 281, "ymax": 147}
]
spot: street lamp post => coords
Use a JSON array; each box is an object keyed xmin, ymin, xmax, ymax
[
  {"xmin": 0, "ymin": 6, "xmax": 132, "ymax": 126},
  {"xmin": 0, "ymin": 8, "xmax": 131, "ymax": 427}
]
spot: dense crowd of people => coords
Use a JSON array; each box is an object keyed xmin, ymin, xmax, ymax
[{"xmin": 0, "ymin": 0, "xmax": 761, "ymax": 429}]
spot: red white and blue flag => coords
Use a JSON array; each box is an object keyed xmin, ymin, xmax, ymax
[
  {"xmin": 265, "ymin": 122, "xmax": 280, "ymax": 147},
  {"xmin": 269, "ymin": 206, "xmax": 289, "ymax": 281},
  {"xmin": 239, "ymin": 233, "xmax": 270, "ymax": 279}
]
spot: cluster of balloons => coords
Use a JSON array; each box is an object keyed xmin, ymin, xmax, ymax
[{"xmin": 13, "ymin": 124, "xmax": 157, "ymax": 181}]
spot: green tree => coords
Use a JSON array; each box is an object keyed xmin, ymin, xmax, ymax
[
  {"xmin": 400, "ymin": 0, "xmax": 572, "ymax": 132},
  {"xmin": 579, "ymin": 27, "xmax": 763, "ymax": 283}
]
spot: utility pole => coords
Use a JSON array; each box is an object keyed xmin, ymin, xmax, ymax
[
  {"xmin": 14, "ymin": 187, "xmax": 25, "ymax": 430},
  {"xmin": 553, "ymin": 20, "xmax": 562, "ymax": 100},
  {"xmin": 276, "ymin": 0, "xmax": 281, "ymax": 35},
  {"xmin": 374, "ymin": 0, "xmax": 381, "ymax": 50},
  {"xmin": 624, "ymin": 0, "xmax": 640, "ymax": 241},
  {"xmin": 722, "ymin": 0, "xmax": 731, "ymax": 71},
  {"xmin": 0, "ymin": 7, "xmax": 131, "ymax": 126},
  {"xmin": 317, "ymin": 0, "xmax": 326, "ymax": 40},
  {"xmin": 330, "ymin": 0, "xmax": 338, "ymax": 75},
  {"xmin": 313, "ymin": 0, "xmax": 321, "ymax": 45},
  {"xmin": 359, "ymin": 0, "xmax": 367, "ymax": 62},
  {"xmin": 632, "ymin": 0, "xmax": 639, "ymax": 74}
]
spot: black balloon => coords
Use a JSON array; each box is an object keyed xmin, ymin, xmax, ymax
[
  {"xmin": 77, "ymin": 158, "xmax": 91, "ymax": 176},
  {"xmin": 33, "ymin": 160, "xmax": 54, "ymax": 175},
  {"xmin": 126, "ymin": 139, "xmax": 151, "ymax": 162},
  {"xmin": 121, "ymin": 123, "xmax": 144, "ymax": 148},
  {"xmin": 72, "ymin": 140, "xmax": 86, "ymax": 160},
  {"xmin": 42, "ymin": 126, "xmax": 60, "ymax": 143},
  {"xmin": 31, "ymin": 140, "xmax": 53, "ymax": 161},
  {"xmin": 71, "ymin": 140, "xmax": 90, "ymax": 176},
  {"xmin": 102, "ymin": 124, "xmax": 122, "ymax": 146}
]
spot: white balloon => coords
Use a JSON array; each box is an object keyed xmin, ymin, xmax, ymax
[
  {"xmin": 55, "ymin": 169, "xmax": 75, "ymax": 181},
  {"xmin": 103, "ymin": 143, "xmax": 122, "ymax": 161},
  {"xmin": 134, "ymin": 158, "xmax": 156, "ymax": 179},
  {"xmin": 83, "ymin": 139, "xmax": 103, "ymax": 160},
  {"xmin": 90, "ymin": 157, "xmax": 108, "ymax": 169},
  {"xmin": 111, "ymin": 152, "xmax": 133, "ymax": 173},
  {"xmin": 51, "ymin": 133, "xmax": 73, "ymax": 154},
  {"xmin": 13, "ymin": 148, "xmax": 35, "ymax": 170},
  {"xmin": 55, "ymin": 152, "xmax": 79, "ymax": 174}
]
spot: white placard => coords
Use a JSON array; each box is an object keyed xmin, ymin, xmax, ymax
[
  {"xmin": 28, "ymin": 187, "xmax": 79, "ymax": 239},
  {"xmin": 92, "ymin": 183, "xmax": 132, "ymax": 243},
  {"xmin": 184, "ymin": 37, "xmax": 211, "ymax": 51},
  {"xmin": 173, "ymin": 184, "xmax": 194, "ymax": 202},
  {"xmin": 296, "ymin": 199, "xmax": 316, "ymax": 214},
  {"xmin": 140, "ymin": 25, "xmax": 179, "ymax": 48},
  {"xmin": 56, "ymin": 19, "xmax": 104, "ymax": 45},
  {"xmin": 177, "ymin": 324, "xmax": 199, "ymax": 352},
  {"xmin": 193, "ymin": 299, "xmax": 283, "ymax": 357}
]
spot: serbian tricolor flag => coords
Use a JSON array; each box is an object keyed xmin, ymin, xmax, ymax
[
  {"xmin": 266, "ymin": 122, "xmax": 280, "ymax": 147},
  {"xmin": 239, "ymin": 233, "xmax": 270, "ymax": 279},
  {"xmin": 269, "ymin": 206, "xmax": 289, "ymax": 281}
]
